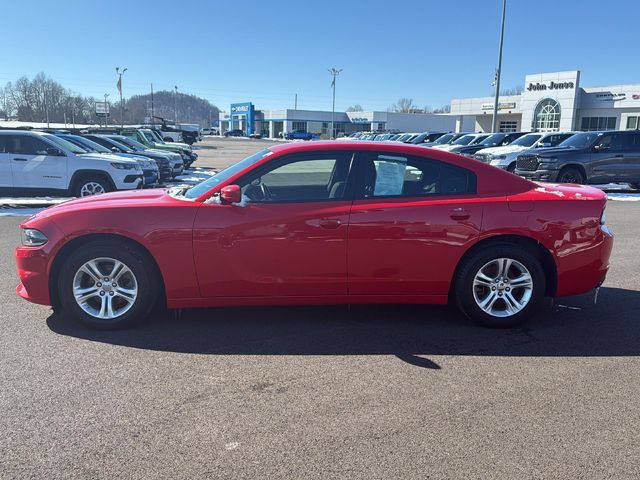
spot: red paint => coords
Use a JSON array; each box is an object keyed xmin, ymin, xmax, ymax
[{"xmin": 15, "ymin": 141, "xmax": 613, "ymax": 310}]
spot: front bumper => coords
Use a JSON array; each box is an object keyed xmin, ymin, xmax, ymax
[
  {"xmin": 143, "ymin": 169, "xmax": 160, "ymax": 186},
  {"xmin": 514, "ymin": 168, "xmax": 560, "ymax": 182},
  {"xmin": 15, "ymin": 246, "xmax": 51, "ymax": 306}
]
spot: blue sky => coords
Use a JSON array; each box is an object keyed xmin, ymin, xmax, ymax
[{"xmin": 2, "ymin": 0, "xmax": 639, "ymax": 112}]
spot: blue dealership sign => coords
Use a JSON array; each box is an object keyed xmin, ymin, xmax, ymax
[{"xmin": 230, "ymin": 102, "xmax": 255, "ymax": 135}]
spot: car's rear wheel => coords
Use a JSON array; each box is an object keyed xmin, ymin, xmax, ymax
[
  {"xmin": 74, "ymin": 176, "xmax": 112, "ymax": 197},
  {"xmin": 557, "ymin": 166, "xmax": 585, "ymax": 184},
  {"xmin": 454, "ymin": 243, "xmax": 546, "ymax": 328},
  {"xmin": 58, "ymin": 241, "xmax": 158, "ymax": 329}
]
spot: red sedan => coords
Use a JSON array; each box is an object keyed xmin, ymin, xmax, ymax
[{"xmin": 15, "ymin": 141, "xmax": 613, "ymax": 329}]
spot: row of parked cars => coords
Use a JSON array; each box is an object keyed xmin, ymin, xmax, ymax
[
  {"xmin": 342, "ymin": 129, "xmax": 640, "ymax": 188},
  {"xmin": 0, "ymin": 127, "xmax": 199, "ymax": 197}
]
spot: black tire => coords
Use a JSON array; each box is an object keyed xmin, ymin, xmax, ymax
[
  {"xmin": 557, "ymin": 166, "xmax": 585, "ymax": 184},
  {"xmin": 73, "ymin": 175, "xmax": 112, "ymax": 197},
  {"xmin": 506, "ymin": 162, "xmax": 516, "ymax": 173},
  {"xmin": 454, "ymin": 243, "xmax": 546, "ymax": 328},
  {"xmin": 58, "ymin": 240, "xmax": 158, "ymax": 330},
  {"xmin": 630, "ymin": 182, "xmax": 640, "ymax": 190}
]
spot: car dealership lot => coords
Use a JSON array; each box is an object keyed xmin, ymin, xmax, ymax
[{"xmin": 1, "ymin": 194, "xmax": 640, "ymax": 478}]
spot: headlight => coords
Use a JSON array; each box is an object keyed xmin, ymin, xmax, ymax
[
  {"xmin": 111, "ymin": 162, "xmax": 137, "ymax": 170},
  {"xmin": 21, "ymin": 228, "xmax": 48, "ymax": 247},
  {"xmin": 494, "ymin": 155, "xmax": 506, "ymax": 160},
  {"xmin": 538, "ymin": 157, "xmax": 558, "ymax": 167}
]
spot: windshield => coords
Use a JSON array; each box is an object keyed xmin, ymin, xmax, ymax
[
  {"xmin": 471, "ymin": 135, "xmax": 489, "ymax": 145},
  {"xmin": 558, "ymin": 132, "xmax": 600, "ymax": 149},
  {"xmin": 511, "ymin": 133, "xmax": 543, "ymax": 147},
  {"xmin": 112, "ymin": 136, "xmax": 146, "ymax": 151},
  {"xmin": 103, "ymin": 137, "xmax": 134, "ymax": 153},
  {"xmin": 142, "ymin": 131, "xmax": 157, "ymax": 143},
  {"xmin": 47, "ymin": 135, "xmax": 88, "ymax": 154},
  {"xmin": 452, "ymin": 135, "xmax": 475, "ymax": 146},
  {"xmin": 148, "ymin": 130, "xmax": 165, "ymax": 143},
  {"xmin": 478, "ymin": 133, "xmax": 506, "ymax": 146},
  {"xmin": 433, "ymin": 133, "xmax": 454, "ymax": 144},
  {"xmin": 66, "ymin": 135, "xmax": 112, "ymax": 153},
  {"xmin": 184, "ymin": 149, "xmax": 273, "ymax": 199}
]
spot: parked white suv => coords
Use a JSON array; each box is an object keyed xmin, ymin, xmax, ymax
[
  {"xmin": 0, "ymin": 130, "xmax": 143, "ymax": 197},
  {"xmin": 473, "ymin": 132, "xmax": 575, "ymax": 171}
]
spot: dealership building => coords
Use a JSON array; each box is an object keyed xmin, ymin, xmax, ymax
[
  {"xmin": 217, "ymin": 71, "xmax": 640, "ymax": 138},
  {"xmin": 217, "ymin": 102, "xmax": 458, "ymax": 138},
  {"xmin": 450, "ymin": 70, "xmax": 640, "ymax": 133}
]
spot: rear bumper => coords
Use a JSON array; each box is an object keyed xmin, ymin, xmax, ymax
[{"xmin": 556, "ymin": 226, "xmax": 614, "ymax": 297}]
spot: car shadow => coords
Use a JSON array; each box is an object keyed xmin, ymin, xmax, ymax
[{"xmin": 47, "ymin": 287, "xmax": 640, "ymax": 368}]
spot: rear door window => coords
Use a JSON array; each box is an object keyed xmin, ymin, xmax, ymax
[{"xmin": 357, "ymin": 152, "xmax": 476, "ymax": 198}]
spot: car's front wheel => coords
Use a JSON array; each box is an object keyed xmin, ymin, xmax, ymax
[
  {"xmin": 58, "ymin": 240, "xmax": 158, "ymax": 329},
  {"xmin": 557, "ymin": 166, "xmax": 585, "ymax": 184},
  {"xmin": 455, "ymin": 243, "xmax": 546, "ymax": 328},
  {"xmin": 74, "ymin": 176, "xmax": 112, "ymax": 197}
]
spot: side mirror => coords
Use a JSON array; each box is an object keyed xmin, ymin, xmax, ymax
[
  {"xmin": 220, "ymin": 185, "xmax": 242, "ymax": 204},
  {"xmin": 539, "ymin": 142, "xmax": 551, "ymax": 148},
  {"xmin": 111, "ymin": 146, "xmax": 119, "ymax": 152},
  {"xmin": 594, "ymin": 144, "xmax": 609, "ymax": 151},
  {"xmin": 46, "ymin": 147, "xmax": 64, "ymax": 156}
]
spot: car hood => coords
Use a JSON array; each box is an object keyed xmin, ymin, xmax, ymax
[
  {"xmin": 526, "ymin": 146, "xmax": 581, "ymax": 157},
  {"xmin": 29, "ymin": 188, "xmax": 181, "ymax": 221},
  {"xmin": 78, "ymin": 153, "xmax": 138, "ymax": 164},
  {"xmin": 476, "ymin": 145, "xmax": 529, "ymax": 155}
]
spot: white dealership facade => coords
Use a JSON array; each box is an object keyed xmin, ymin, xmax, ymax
[{"xmin": 450, "ymin": 70, "xmax": 640, "ymax": 133}]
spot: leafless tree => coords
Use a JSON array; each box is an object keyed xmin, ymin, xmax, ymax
[{"xmin": 346, "ymin": 104, "xmax": 363, "ymax": 112}]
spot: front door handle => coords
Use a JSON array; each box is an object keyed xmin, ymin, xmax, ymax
[
  {"xmin": 450, "ymin": 208, "xmax": 471, "ymax": 220},
  {"xmin": 614, "ymin": 154, "xmax": 624, "ymax": 158},
  {"xmin": 13, "ymin": 157, "xmax": 28, "ymax": 162},
  {"xmin": 318, "ymin": 219, "xmax": 342, "ymax": 229}
]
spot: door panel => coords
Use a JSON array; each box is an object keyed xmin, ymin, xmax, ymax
[
  {"xmin": 588, "ymin": 133, "xmax": 626, "ymax": 183},
  {"xmin": 7, "ymin": 135, "xmax": 67, "ymax": 190},
  {"xmin": 348, "ymin": 197, "xmax": 482, "ymax": 296},
  {"xmin": 0, "ymin": 136, "xmax": 13, "ymax": 190},
  {"xmin": 347, "ymin": 151, "xmax": 482, "ymax": 297},
  {"xmin": 193, "ymin": 201, "xmax": 351, "ymax": 297},
  {"xmin": 622, "ymin": 132, "xmax": 640, "ymax": 182}
]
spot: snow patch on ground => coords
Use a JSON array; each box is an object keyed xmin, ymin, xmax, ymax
[
  {"xmin": 0, "ymin": 208, "xmax": 44, "ymax": 217},
  {"xmin": 606, "ymin": 193, "xmax": 640, "ymax": 202},
  {"xmin": 0, "ymin": 197, "xmax": 70, "ymax": 207}
]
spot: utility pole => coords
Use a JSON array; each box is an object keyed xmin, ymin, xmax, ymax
[
  {"xmin": 116, "ymin": 66, "xmax": 127, "ymax": 127},
  {"xmin": 104, "ymin": 93, "xmax": 110, "ymax": 128},
  {"xmin": 209, "ymin": 109, "xmax": 212, "ymax": 128},
  {"xmin": 45, "ymin": 92, "xmax": 50, "ymax": 128},
  {"xmin": 328, "ymin": 68, "xmax": 342, "ymax": 139},
  {"xmin": 491, "ymin": 0, "xmax": 507, "ymax": 133},
  {"xmin": 294, "ymin": 93, "xmax": 297, "ymax": 110},
  {"xmin": 174, "ymin": 85, "xmax": 178, "ymax": 124},
  {"xmin": 151, "ymin": 83, "xmax": 155, "ymax": 127}
]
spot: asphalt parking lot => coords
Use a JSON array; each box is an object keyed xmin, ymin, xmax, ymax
[{"xmin": 1, "ymin": 164, "xmax": 640, "ymax": 478}]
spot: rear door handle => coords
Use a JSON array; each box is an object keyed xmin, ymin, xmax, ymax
[
  {"xmin": 13, "ymin": 157, "xmax": 28, "ymax": 162},
  {"xmin": 450, "ymin": 208, "xmax": 471, "ymax": 220},
  {"xmin": 319, "ymin": 219, "xmax": 342, "ymax": 229}
]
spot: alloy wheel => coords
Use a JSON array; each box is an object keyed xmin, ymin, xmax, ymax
[
  {"xmin": 80, "ymin": 182, "xmax": 106, "ymax": 196},
  {"xmin": 472, "ymin": 257, "xmax": 533, "ymax": 317},
  {"xmin": 72, "ymin": 257, "xmax": 138, "ymax": 320}
]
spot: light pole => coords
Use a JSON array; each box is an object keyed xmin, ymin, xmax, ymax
[
  {"xmin": 104, "ymin": 93, "xmax": 110, "ymax": 128},
  {"xmin": 174, "ymin": 85, "xmax": 178, "ymax": 124},
  {"xmin": 328, "ymin": 68, "xmax": 342, "ymax": 139},
  {"xmin": 491, "ymin": 0, "xmax": 507, "ymax": 133},
  {"xmin": 116, "ymin": 67, "xmax": 127, "ymax": 127}
]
